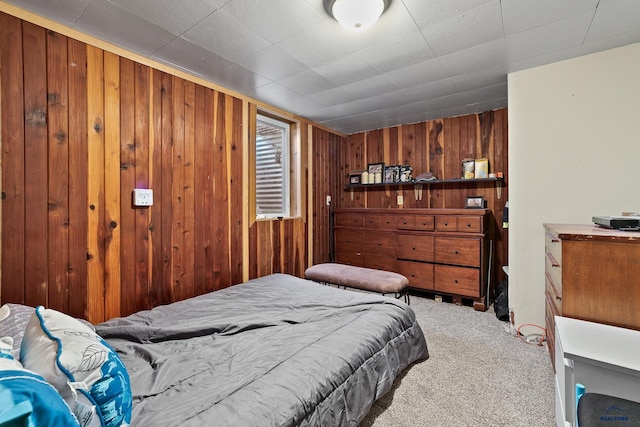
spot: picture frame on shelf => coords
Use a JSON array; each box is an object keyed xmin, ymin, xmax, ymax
[
  {"xmin": 465, "ymin": 196, "xmax": 485, "ymax": 209},
  {"xmin": 368, "ymin": 162, "xmax": 385, "ymax": 184}
]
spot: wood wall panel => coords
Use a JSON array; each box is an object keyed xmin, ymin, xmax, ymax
[
  {"xmin": 2, "ymin": 13, "xmax": 332, "ymax": 323},
  {"xmin": 46, "ymin": 29, "xmax": 69, "ymax": 313},
  {"xmin": 337, "ymin": 110, "xmax": 509, "ymax": 286}
]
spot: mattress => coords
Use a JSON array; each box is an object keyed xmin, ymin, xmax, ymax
[{"xmin": 95, "ymin": 273, "xmax": 428, "ymax": 426}]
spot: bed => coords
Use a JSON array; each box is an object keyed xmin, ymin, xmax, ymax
[
  {"xmin": 98, "ymin": 273, "xmax": 428, "ymax": 426},
  {"xmin": 0, "ymin": 273, "xmax": 428, "ymax": 427}
]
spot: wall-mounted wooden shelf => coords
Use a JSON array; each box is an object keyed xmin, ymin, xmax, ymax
[{"xmin": 344, "ymin": 177, "xmax": 503, "ymax": 190}]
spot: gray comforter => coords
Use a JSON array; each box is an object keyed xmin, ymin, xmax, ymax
[{"xmin": 95, "ymin": 274, "xmax": 428, "ymax": 427}]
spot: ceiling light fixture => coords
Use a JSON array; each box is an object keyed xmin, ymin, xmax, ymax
[{"xmin": 323, "ymin": 0, "xmax": 392, "ymax": 31}]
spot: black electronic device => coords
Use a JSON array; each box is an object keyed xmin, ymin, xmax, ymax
[{"xmin": 592, "ymin": 215, "xmax": 640, "ymax": 231}]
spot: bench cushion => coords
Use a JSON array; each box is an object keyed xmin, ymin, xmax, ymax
[{"xmin": 305, "ymin": 263, "xmax": 408, "ymax": 294}]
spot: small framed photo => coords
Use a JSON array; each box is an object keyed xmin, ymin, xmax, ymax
[
  {"xmin": 349, "ymin": 170, "xmax": 365, "ymax": 185},
  {"xmin": 465, "ymin": 196, "xmax": 485, "ymax": 209},
  {"xmin": 368, "ymin": 162, "xmax": 384, "ymax": 175}
]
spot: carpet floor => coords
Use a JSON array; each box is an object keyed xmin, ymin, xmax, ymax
[{"xmin": 359, "ymin": 294, "xmax": 556, "ymax": 427}]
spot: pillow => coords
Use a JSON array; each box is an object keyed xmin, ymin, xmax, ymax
[
  {"xmin": 0, "ymin": 303, "xmax": 35, "ymax": 359},
  {"xmin": 21, "ymin": 307, "xmax": 132, "ymax": 427},
  {"xmin": 0, "ymin": 336, "xmax": 81, "ymax": 427}
]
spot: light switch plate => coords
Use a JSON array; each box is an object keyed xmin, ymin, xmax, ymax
[{"xmin": 133, "ymin": 188, "xmax": 153, "ymax": 206}]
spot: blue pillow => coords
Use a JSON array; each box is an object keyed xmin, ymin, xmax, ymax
[
  {"xmin": 0, "ymin": 370, "xmax": 81, "ymax": 427},
  {"xmin": 20, "ymin": 307, "xmax": 132, "ymax": 427},
  {"xmin": 0, "ymin": 336, "xmax": 80, "ymax": 427}
]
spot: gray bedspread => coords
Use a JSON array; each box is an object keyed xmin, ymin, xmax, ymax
[{"xmin": 95, "ymin": 273, "xmax": 428, "ymax": 427}]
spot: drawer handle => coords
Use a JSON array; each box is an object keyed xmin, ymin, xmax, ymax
[
  {"xmin": 403, "ymin": 220, "xmax": 408, "ymax": 224},
  {"xmin": 454, "ymin": 279, "xmax": 458, "ymax": 284},
  {"xmin": 466, "ymin": 223, "xmax": 471, "ymax": 228},
  {"xmin": 377, "ymin": 242, "xmax": 382, "ymax": 246},
  {"xmin": 411, "ymin": 273, "xmax": 415, "ymax": 277},
  {"xmin": 412, "ymin": 246, "xmax": 417, "ymax": 250},
  {"xmin": 444, "ymin": 222, "xmax": 449, "ymax": 226},
  {"xmin": 454, "ymin": 250, "xmax": 459, "ymax": 255},
  {"xmin": 369, "ymin": 219, "xmax": 373, "ymax": 223},
  {"xmin": 421, "ymin": 221, "xmax": 427, "ymax": 226},
  {"xmin": 347, "ymin": 240, "xmax": 351, "ymax": 243}
]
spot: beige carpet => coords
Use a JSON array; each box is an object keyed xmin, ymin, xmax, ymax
[{"xmin": 359, "ymin": 294, "xmax": 556, "ymax": 427}]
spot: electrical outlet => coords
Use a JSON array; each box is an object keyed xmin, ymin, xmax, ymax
[
  {"xmin": 397, "ymin": 195, "xmax": 403, "ymax": 205},
  {"xmin": 133, "ymin": 188, "xmax": 153, "ymax": 206},
  {"xmin": 326, "ymin": 195, "xmax": 331, "ymax": 206}
]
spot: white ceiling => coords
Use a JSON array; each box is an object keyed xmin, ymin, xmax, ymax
[{"xmin": 5, "ymin": 0, "xmax": 640, "ymax": 134}]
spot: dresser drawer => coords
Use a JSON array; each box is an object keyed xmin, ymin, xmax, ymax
[
  {"xmin": 412, "ymin": 215, "xmax": 435, "ymax": 231},
  {"xmin": 545, "ymin": 252, "xmax": 562, "ymax": 296},
  {"xmin": 435, "ymin": 237, "xmax": 480, "ymax": 267},
  {"xmin": 458, "ymin": 216, "xmax": 481, "ymax": 233},
  {"xmin": 334, "ymin": 252, "xmax": 363, "ymax": 267},
  {"xmin": 397, "ymin": 234, "xmax": 434, "ymax": 262},
  {"xmin": 363, "ymin": 214, "xmax": 396, "ymax": 230},
  {"xmin": 364, "ymin": 255, "xmax": 397, "ymax": 272},
  {"xmin": 435, "ymin": 216, "xmax": 457, "ymax": 232},
  {"xmin": 545, "ymin": 272, "xmax": 562, "ymax": 314},
  {"xmin": 362, "ymin": 231, "xmax": 396, "ymax": 257},
  {"xmin": 397, "ymin": 260, "xmax": 434, "ymax": 290},
  {"xmin": 334, "ymin": 213, "xmax": 363, "ymax": 227},
  {"xmin": 334, "ymin": 228, "xmax": 363, "ymax": 251},
  {"xmin": 545, "ymin": 231, "xmax": 562, "ymax": 268},
  {"xmin": 396, "ymin": 216, "xmax": 415, "ymax": 229},
  {"xmin": 434, "ymin": 265, "xmax": 479, "ymax": 297}
]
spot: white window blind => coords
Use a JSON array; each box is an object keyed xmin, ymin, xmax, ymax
[{"xmin": 256, "ymin": 114, "xmax": 290, "ymax": 218}]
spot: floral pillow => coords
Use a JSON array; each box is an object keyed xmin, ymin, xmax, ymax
[{"xmin": 21, "ymin": 306, "xmax": 132, "ymax": 427}]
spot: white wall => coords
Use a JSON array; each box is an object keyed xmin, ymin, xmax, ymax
[{"xmin": 508, "ymin": 42, "xmax": 640, "ymax": 330}]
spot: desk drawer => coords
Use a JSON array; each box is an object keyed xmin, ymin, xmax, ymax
[
  {"xmin": 435, "ymin": 237, "xmax": 480, "ymax": 267},
  {"xmin": 397, "ymin": 260, "xmax": 434, "ymax": 290},
  {"xmin": 364, "ymin": 255, "xmax": 397, "ymax": 272},
  {"xmin": 435, "ymin": 265, "xmax": 479, "ymax": 297},
  {"xmin": 397, "ymin": 234, "xmax": 434, "ymax": 262}
]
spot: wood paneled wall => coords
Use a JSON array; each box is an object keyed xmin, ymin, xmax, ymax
[
  {"xmin": 337, "ymin": 110, "xmax": 509, "ymax": 285},
  {"xmin": 0, "ymin": 12, "xmax": 342, "ymax": 323}
]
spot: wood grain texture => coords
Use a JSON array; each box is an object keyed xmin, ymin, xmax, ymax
[{"xmin": 337, "ymin": 110, "xmax": 509, "ymax": 289}]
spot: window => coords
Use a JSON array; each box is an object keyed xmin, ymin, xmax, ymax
[{"xmin": 255, "ymin": 114, "xmax": 290, "ymax": 218}]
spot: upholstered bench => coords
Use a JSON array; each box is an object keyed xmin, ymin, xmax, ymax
[{"xmin": 305, "ymin": 263, "xmax": 410, "ymax": 304}]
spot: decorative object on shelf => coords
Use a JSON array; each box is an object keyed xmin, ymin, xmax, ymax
[
  {"xmin": 474, "ymin": 158, "xmax": 489, "ymax": 179},
  {"xmin": 384, "ymin": 165, "xmax": 399, "ymax": 183},
  {"xmin": 349, "ymin": 170, "xmax": 365, "ymax": 185},
  {"xmin": 462, "ymin": 159, "xmax": 475, "ymax": 179},
  {"xmin": 368, "ymin": 162, "xmax": 384, "ymax": 184},
  {"xmin": 400, "ymin": 165, "xmax": 413, "ymax": 182},
  {"xmin": 414, "ymin": 172, "xmax": 437, "ymax": 182},
  {"xmin": 465, "ymin": 196, "xmax": 486, "ymax": 209}
]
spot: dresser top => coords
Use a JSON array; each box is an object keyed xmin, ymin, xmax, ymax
[{"xmin": 544, "ymin": 223, "xmax": 640, "ymax": 242}]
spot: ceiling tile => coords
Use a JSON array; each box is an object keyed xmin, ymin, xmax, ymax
[
  {"xmin": 383, "ymin": 58, "xmax": 448, "ymax": 90},
  {"xmin": 211, "ymin": 63, "xmax": 271, "ymax": 94},
  {"xmin": 220, "ymin": 0, "xmax": 324, "ymax": 43},
  {"xmin": 403, "ymin": 0, "xmax": 494, "ymax": 28},
  {"xmin": 181, "ymin": 10, "xmax": 270, "ymax": 63},
  {"xmin": 237, "ymin": 45, "xmax": 307, "ymax": 81},
  {"xmin": 508, "ymin": 45, "xmax": 583, "ymax": 73},
  {"xmin": 2, "ymin": 0, "xmax": 92, "ymax": 27},
  {"xmin": 586, "ymin": 0, "xmax": 640, "ymax": 40},
  {"xmin": 314, "ymin": 53, "xmax": 382, "ymax": 86},
  {"xmin": 438, "ymin": 39, "xmax": 507, "ymax": 77},
  {"xmin": 450, "ymin": 64, "xmax": 508, "ymax": 92},
  {"xmin": 421, "ymin": 1, "xmax": 504, "ymax": 56},
  {"xmin": 501, "ymin": 0, "xmax": 599, "ymax": 35},
  {"xmin": 276, "ymin": 20, "xmax": 357, "ymax": 68},
  {"xmin": 403, "ymin": 78, "xmax": 459, "ymax": 103},
  {"xmin": 151, "ymin": 37, "xmax": 233, "ymax": 79},
  {"xmin": 505, "ymin": 12, "xmax": 593, "ymax": 63},
  {"xmin": 74, "ymin": 0, "xmax": 176, "ymax": 56},
  {"xmin": 360, "ymin": 30, "xmax": 436, "ymax": 73},
  {"xmin": 108, "ymin": 0, "xmax": 217, "ymax": 35},
  {"xmin": 278, "ymin": 70, "xmax": 337, "ymax": 96}
]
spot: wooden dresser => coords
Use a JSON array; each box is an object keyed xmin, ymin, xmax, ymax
[
  {"xmin": 333, "ymin": 208, "xmax": 492, "ymax": 310},
  {"xmin": 544, "ymin": 224, "xmax": 640, "ymax": 370}
]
